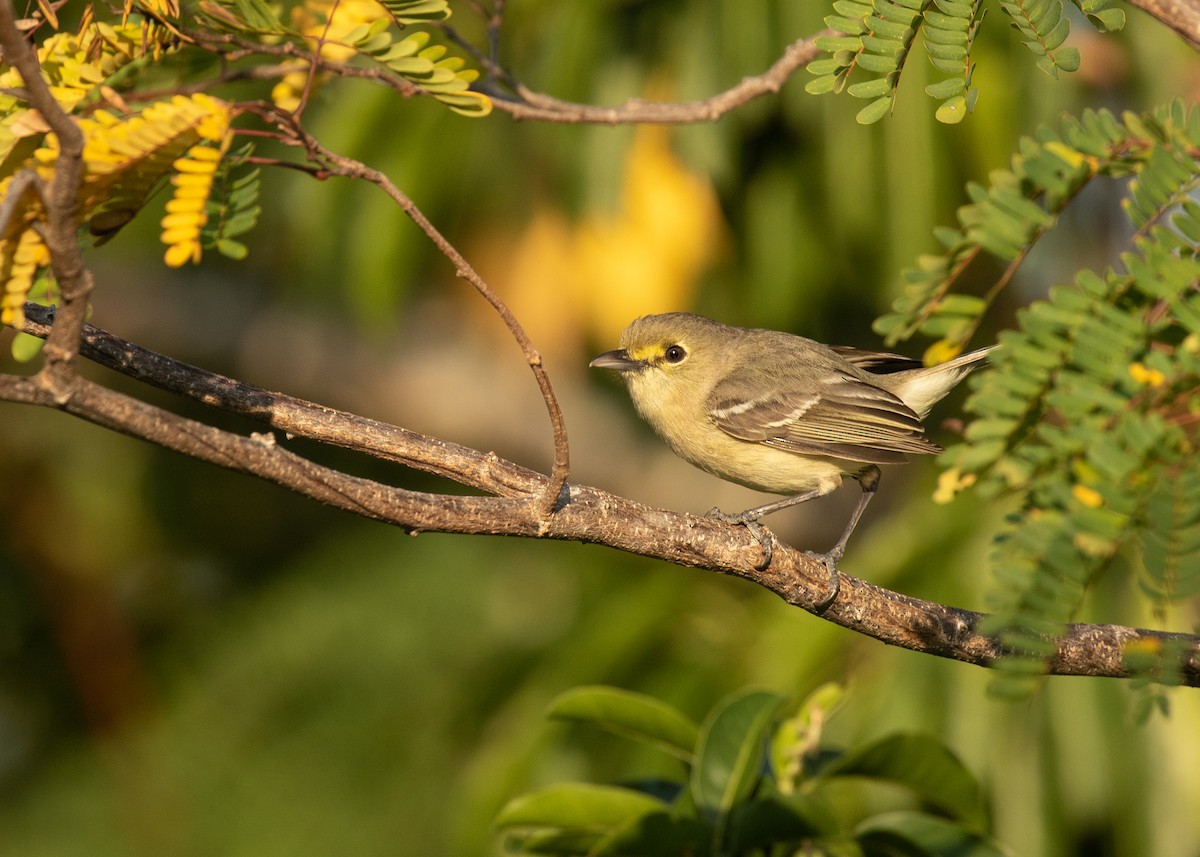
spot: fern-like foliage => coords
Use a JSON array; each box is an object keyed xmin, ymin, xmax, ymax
[
  {"xmin": 997, "ymin": 0, "xmax": 1079, "ymax": 77},
  {"xmin": 806, "ymin": 0, "xmax": 1124, "ymax": 123},
  {"xmin": 882, "ymin": 101, "xmax": 1200, "ymax": 690},
  {"xmin": 1, "ymin": 0, "xmax": 481, "ymax": 343},
  {"xmin": 200, "ymin": 144, "xmax": 262, "ymax": 262},
  {"xmin": 0, "ymin": 20, "xmax": 178, "ymax": 170},
  {"xmin": 0, "ymin": 9, "xmax": 246, "ymax": 328},
  {"xmin": 805, "ymin": 0, "xmax": 926, "ymax": 125},
  {"xmin": 198, "ymin": 0, "xmax": 491, "ymax": 116}
]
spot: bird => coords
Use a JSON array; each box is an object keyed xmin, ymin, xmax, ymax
[{"xmin": 590, "ymin": 312, "xmax": 995, "ymax": 607}]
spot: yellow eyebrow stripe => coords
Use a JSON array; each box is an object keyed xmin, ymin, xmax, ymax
[{"xmin": 627, "ymin": 343, "xmax": 666, "ymax": 361}]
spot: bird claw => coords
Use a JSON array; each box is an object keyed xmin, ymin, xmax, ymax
[
  {"xmin": 802, "ymin": 550, "xmax": 841, "ymax": 612},
  {"xmin": 706, "ymin": 508, "xmax": 840, "ymax": 609},
  {"xmin": 706, "ymin": 507, "xmax": 774, "ymax": 570}
]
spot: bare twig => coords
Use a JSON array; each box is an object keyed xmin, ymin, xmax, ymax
[
  {"xmin": 0, "ymin": 0, "xmax": 91, "ymax": 394},
  {"xmin": 186, "ymin": 23, "xmax": 823, "ymax": 126},
  {"xmin": 489, "ymin": 34, "xmax": 826, "ymax": 125},
  {"xmin": 4, "ymin": 308, "xmax": 1199, "ymax": 684},
  {"xmin": 311, "ymin": 143, "xmax": 571, "ymax": 515}
]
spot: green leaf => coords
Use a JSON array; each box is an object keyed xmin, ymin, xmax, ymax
[
  {"xmin": 1087, "ymin": 7, "xmax": 1125, "ymax": 30},
  {"xmin": 547, "ymin": 686, "xmax": 699, "ymax": 763},
  {"xmin": 805, "ymin": 74, "xmax": 840, "ymax": 95},
  {"xmin": 924, "ymin": 10, "xmax": 971, "ymax": 29},
  {"xmin": 1042, "ymin": 17, "xmax": 1071, "ymax": 50},
  {"xmin": 690, "ymin": 689, "xmax": 787, "ymax": 816},
  {"xmin": 807, "ymin": 57, "xmax": 848, "ymax": 75},
  {"xmin": 834, "ymin": 0, "xmax": 874, "ymax": 15},
  {"xmin": 815, "ymin": 34, "xmax": 865, "ymax": 52},
  {"xmin": 857, "ymin": 52, "xmax": 902, "ymax": 72},
  {"xmin": 855, "ymin": 811, "xmax": 1006, "ymax": 856},
  {"xmin": 935, "ymin": 95, "xmax": 971, "ymax": 124},
  {"xmin": 848, "ymin": 77, "xmax": 895, "ymax": 99},
  {"xmin": 495, "ymin": 783, "xmax": 666, "ymax": 838},
  {"xmin": 856, "ymin": 95, "xmax": 893, "ymax": 124},
  {"xmin": 229, "ymin": 0, "xmax": 285, "ymax": 30},
  {"xmin": 216, "ymin": 239, "xmax": 249, "ymax": 260},
  {"xmin": 925, "ymin": 40, "xmax": 968, "ymax": 60},
  {"xmin": 868, "ymin": 14, "xmax": 915, "ymax": 37},
  {"xmin": 827, "ymin": 14, "xmax": 868, "ymax": 34},
  {"xmin": 813, "ymin": 733, "xmax": 986, "ymax": 826},
  {"xmin": 377, "ymin": 0, "xmax": 450, "ymax": 25},
  {"xmin": 1052, "ymin": 45, "xmax": 1080, "ymax": 72},
  {"xmin": 925, "ymin": 77, "xmax": 966, "ymax": 99}
]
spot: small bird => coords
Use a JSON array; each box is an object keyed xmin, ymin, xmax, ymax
[{"xmin": 590, "ymin": 312, "xmax": 994, "ymax": 606}]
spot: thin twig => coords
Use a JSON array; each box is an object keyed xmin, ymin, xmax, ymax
[
  {"xmin": 488, "ymin": 33, "xmax": 825, "ymax": 124},
  {"xmin": 311, "ymin": 142, "xmax": 571, "ymax": 515},
  {"xmin": 185, "ymin": 23, "xmax": 823, "ymax": 126}
]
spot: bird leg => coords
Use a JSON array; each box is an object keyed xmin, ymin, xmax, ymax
[
  {"xmin": 706, "ymin": 465, "xmax": 882, "ymax": 611},
  {"xmin": 706, "ymin": 486, "xmax": 831, "ymax": 583},
  {"xmin": 802, "ymin": 465, "xmax": 881, "ymax": 609}
]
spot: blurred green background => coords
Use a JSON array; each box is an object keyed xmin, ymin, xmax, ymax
[{"xmin": 1, "ymin": 1, "xmax": 1199, "ymax": 855}]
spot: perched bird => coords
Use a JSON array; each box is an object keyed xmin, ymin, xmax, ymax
[{"xmin": 590, "ymin": 312, "xmax": 994, "ymax": 606}]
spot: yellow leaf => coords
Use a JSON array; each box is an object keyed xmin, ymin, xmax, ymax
[{"xmin": 163, "ymin": 240, "xmax": 200, "ymax": 267}]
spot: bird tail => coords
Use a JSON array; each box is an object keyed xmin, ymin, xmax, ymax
[{"xmin": 891, "ymin": 344, "xmax": 997, "ymax": 418}]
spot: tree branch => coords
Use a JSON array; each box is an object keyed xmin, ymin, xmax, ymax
[
  {"xmin": 7, "ymin": 304, "xmax": 1199, "ymax": 686},
  {"xmin": 310, "ymin": 142, "xmax": 571, "ymax": 515},
  {"xmin": 186, "ymin": 27, "xmax": 824, "ymax": 126},
  {"xmin": 489, "ymin": 34, "xmax": 825, "ymax": 124},
  {"xmin": 1124, "ymin": 0, "xmax": 1200, "ymax": 49},
  {"xmin": 0, "ymin": 0, "xmax": 91, "ymax": 389}
]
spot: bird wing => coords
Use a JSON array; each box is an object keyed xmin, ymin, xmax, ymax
[
  {"xmin": 707, "ymin": 369, "xmax": 942, "ymax": 465},
  {"xmin": 828, "ymin": 345, "xmax": 924, "ymax": 374}
]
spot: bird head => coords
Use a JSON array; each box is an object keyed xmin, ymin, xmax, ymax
[{"xmin": 589, "ymin": 312, "xmax": 727, "ymax": 382}]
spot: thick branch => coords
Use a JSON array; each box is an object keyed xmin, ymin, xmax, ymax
[
  {"xmin": 20, "ymin": 303, "xmax": 544, "ymax": 498},
  {"xmin": 6, "ymin": 306, "xmax": 1199, "ymax": 686}
]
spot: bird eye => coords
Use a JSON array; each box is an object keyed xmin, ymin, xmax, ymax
[{"xmin": 664, "ymin": 344, "xmax": 687, "ymax": 364}]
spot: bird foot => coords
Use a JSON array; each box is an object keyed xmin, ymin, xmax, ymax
[
  {"xmin": 801, "ymin": 550, "xmax": 842, "ymax": 612},
  {"xmin": 706, "ymin": 507, "xmax": 774, "ymax": 570}
]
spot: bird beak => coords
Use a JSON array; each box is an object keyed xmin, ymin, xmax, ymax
[{"xmin": 589, "ymin": 349, "xmax": 642, "ymax": 372}]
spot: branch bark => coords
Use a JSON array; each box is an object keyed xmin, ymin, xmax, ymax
[
  {"xmin": 483, "ymin": 34, "xmax": 825, "ymax": 124},
  {"xmin": 1124, "ymin": 0, "xmax": 1200, "ymax": 49},
  {"xmin": 7, "ymin": 304, "xmax": 1200, "ymax": 687},
  {"xmin": 311, "ymin": 144, "xmax": 571, "ymax": 515},
  {"xmin": 187, "ymin": 28, "xmax": 825, "ymax": 126},
  {"xmin": 0, "ymin": 0, "xmax": 91, "ymax": 388}
]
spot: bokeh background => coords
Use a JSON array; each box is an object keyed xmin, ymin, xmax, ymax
[{"xmin": 2, "ymin": 1, "xmax": 1199, "ymax": 854}]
